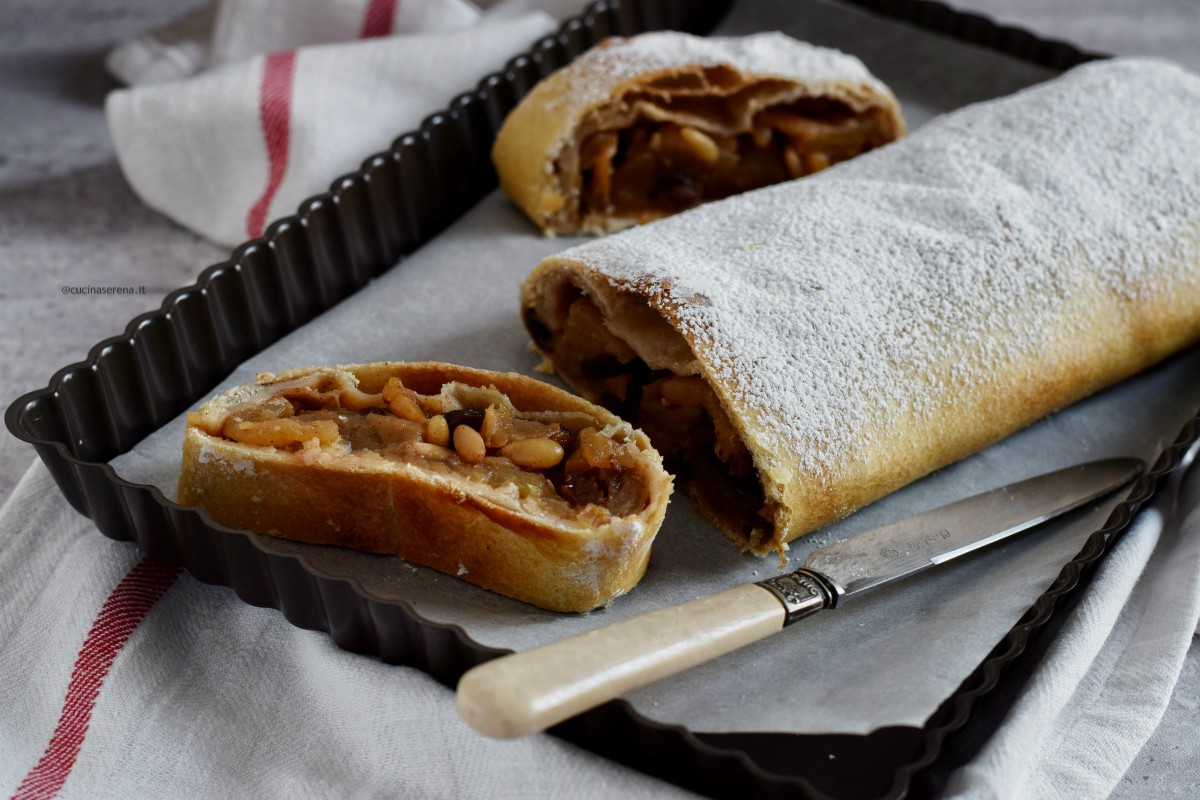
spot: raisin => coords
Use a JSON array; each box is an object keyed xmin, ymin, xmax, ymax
[
  {"xmin": 444, "ymin": 408, "xmax": 485, "ymax": 432},
  {"xmin": 561, "ymin": 474, "xmax": 606, "ymax": 507},
  {"xmin": 652, "ymin": 171, "xmax": 702, "ymax": 205},
  {"xmin": 522, "ymin": 307, "xmax": 552, "ymax": 345}
]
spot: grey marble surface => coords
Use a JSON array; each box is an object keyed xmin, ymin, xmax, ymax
[
  {"xmin": 0, "ymin": 1, "xmax": 1196, "ymax": 797},
  {"xmin": 0, "ymin": 0, "xmax": 227, "ymax": 503}
]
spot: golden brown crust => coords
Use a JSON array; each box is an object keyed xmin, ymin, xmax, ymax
[
  {"xmin": 178, "ymin": 362, "xmax": 673, "ymax": 612},
  {"xmin": 522, "ymin": 243, "xmax": 1200, "ymax": 559},
  {"xmin": 517, "ymin": 59, "xmax": 1200, "ymax": 557},
  {"xmin": 492, "ymin": 31, "xmax": 905, "ymax": 235}
]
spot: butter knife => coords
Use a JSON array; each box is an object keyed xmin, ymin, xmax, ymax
[{"xmin": 457, "ymin": 457, "xmax": 1142, "ymax": 738}]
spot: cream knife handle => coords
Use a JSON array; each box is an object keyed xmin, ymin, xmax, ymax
[{"xmin": 457, "ymin": 573, "xmax": 833, "ymax": 739}]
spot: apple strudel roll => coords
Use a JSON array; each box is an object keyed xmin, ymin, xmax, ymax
[
  {"xmin": 178, "ymin": 363, "xmax": 672, "ymax": 612},
  {"xmin": 519, "ymin": 58, "xmax": 1200, "ymax": 558},
  {"xmin": 492, "ymin": 31, "xmax": 905, "ymax": 235}
]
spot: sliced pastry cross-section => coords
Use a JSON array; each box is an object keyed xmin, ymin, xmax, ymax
[
  {"xmin": 493, "ymin": 31, "xmax": 905, "ymax": 234},
  {"xmin": 178, "ymin": 362, "xmax": 673, "ymax": 612}
]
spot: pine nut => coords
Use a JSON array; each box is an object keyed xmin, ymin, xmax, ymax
[
  {"xmin": 381, "ymin": 377, "xmax": 406, "ymax": 403},
  {"xmin": 481, "ymin": 405, "xmax": 509, "ymax": 448},
  {"xmin": 805, "ymin": 152, "xmax": 831, "ymax": 173},
  {"xmin": 501, "ymin": 438, "xmax": 565, "ymax": 470},
  {"xmin": 380, "ymin": 376, "xmax": 426, "ymax": 422},
  {"xmin": 585, "ymin": 131, "xmax": 619, "ymax": 202},
  {"xmin": 679, "ymin": 126, "xmax": 720, "ymax": 164},
  {"xmin": 425, "ymin": 414, "xmax": 450, "ymax": 447},
  {"xmin": 759, "ymin": 110, "xmax": 824, "ymax": 142},
  {"xmin": 783, "ymin": 145, "xmax": 804, "ymax": 179},
  {"xmin": 409, "ymin": 441, "xmax": 455, "ymax": 461},
  {"xmin": 453, "ymin": 425, "xmax": 487, "ymax": 464},
  {"xmin": 388, "ymin": 393, "xmax": 426, "ymax": 423}
]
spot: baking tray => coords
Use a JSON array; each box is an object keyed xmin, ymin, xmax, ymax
[{"xmin": 5, "ymin": 0, "xmax": 1196, "ymax": 797}]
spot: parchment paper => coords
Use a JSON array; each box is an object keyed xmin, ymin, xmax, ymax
[{"xmin": 111, "ymin": 0, "xmax": 1200, "ymax": 735}]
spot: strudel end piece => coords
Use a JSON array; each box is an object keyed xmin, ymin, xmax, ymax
[
  {"xmin": 492, "ymin": 31, "xmax": 905, "ymax": 235},
  {"xmin": 178, "ymin": 363, "xmax": 672, "ymax": 612},
  {"xmin": 519, "ymin": 58, "xmax": 1200, "ymax": 558}
]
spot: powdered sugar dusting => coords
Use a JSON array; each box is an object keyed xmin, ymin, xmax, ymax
[
  {"xmin": 554, "ymin": 59, "xmax": 1200, "ymax": 481},
  {"xmin": 549, "ymin": 31, "xmax": 889, "ymax": 112}
]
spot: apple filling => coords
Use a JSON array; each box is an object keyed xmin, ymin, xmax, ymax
[
  {"xmin": 197, "ymin": 375, "xmax": 652, "ymax": 521},
  {"xmin": 570, "ymin": 97, "xmax": 896, "ymax": 226},
  {"xmin": 525, "ymin": 292, "xmax": 776, "ymax": 550}
]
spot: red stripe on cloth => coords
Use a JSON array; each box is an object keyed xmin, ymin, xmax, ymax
[
  {"xmin": 11, "ymin": 559, "xmax": 181, "ymax": 800},
  {"xmin": 245, "ymin": 51, "xmax": 298, "ymax": 240},
  {"xmin": 359, "ymin": 0, "xmax": 398, "ymax": 38}
]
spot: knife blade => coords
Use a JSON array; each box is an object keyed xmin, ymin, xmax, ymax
[{"xmin": 456, "ymin": 457, "xmax": 1142, "ymax": 738}]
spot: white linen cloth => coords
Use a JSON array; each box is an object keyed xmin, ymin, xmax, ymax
[
  {"xmin": 2, "ymin": 456, "xmax": 1197, "ymax": 799},
  {"xmin": 3, "ymin": 1, "xmax": 1198, "ymax": 797},
  {"xmin": 945, "ymin": 477, "xmax": 1200, "ymax": 799},
  {"xmin": 0, "ymin": 462, "xmax": 696, "ymax": 800},
  {"xmin": 104, "ymin": 0, "xmax": 558, "ymax": 247}
]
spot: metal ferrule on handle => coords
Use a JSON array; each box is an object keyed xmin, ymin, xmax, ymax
[{"xmin": 755, "ymin": 568, "xmax": 840, "ymax": 624}]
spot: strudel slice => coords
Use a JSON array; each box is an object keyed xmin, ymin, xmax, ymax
[
  {"xmin": 178, "ymin": 363, "xmax": 672, "ymax": 612},
  {"xmin": 492, "ymin": 31, "xmax": 904, "ymax": 235},
  {"xmin": 519, "ymin": 58, "xmax": 1200, "ymax": 558}
]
